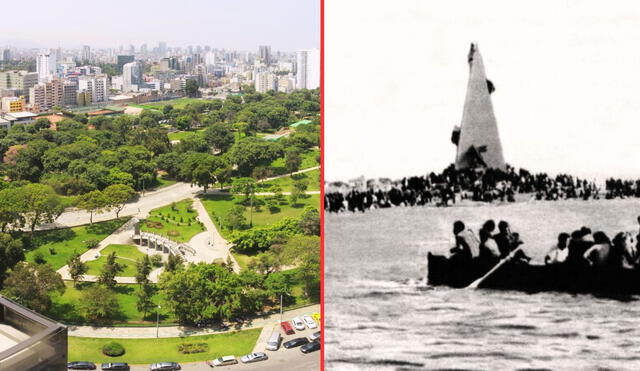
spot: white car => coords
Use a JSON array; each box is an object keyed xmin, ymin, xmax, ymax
[
  {"xmin": 240, "ymin": 352, "xmax": 268, "ymax": 364},
  {"xmin": 207, "ymin": 356, "xmax": 237, "ymax": 367},
  {"xmin": 302, "ymin": 315, "xmax": 317, "ymax": 329},
  {"xmin": 292, "ymin": 317, "xmax": 305, "ymax": 331}
]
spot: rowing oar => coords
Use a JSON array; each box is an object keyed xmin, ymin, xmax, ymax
[{"xmin": 466, "ymin": 246, "xmax": 524, "ymax": 289}]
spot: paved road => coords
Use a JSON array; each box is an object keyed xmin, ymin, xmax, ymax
[{"xmin": 68, "ymin": 304, "xmax": 320, "ymax": 338}]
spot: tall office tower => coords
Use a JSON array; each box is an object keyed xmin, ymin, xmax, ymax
[
  {"xmin": 82, "ymin": 45, "xmax": 91, "ymax": 62},
  {"xmin": 129, "ymin": 45, "xmax": 135, "ymax": 55},
  {"xmin": 140, "ymin": 44, "xmax": 147, "ymax": 55},
  {"xmin": 196, "ymin": 45, "xmax": 202, "ymax": 54},
  {"xmin": 36, "ymin": 52, "xmax": 54, "ymax": 83},
  {"xmin": 205, "ymin": 51, "xmax": 216, "ymax": 66},
  {"xmin": 2, "ymin": 49, "xmax": 10, "ymax": 61},
  {"xmin": 296, "ymin": 48, "xmax": 320, "ymax": 89},
  {"xmin": 78, "ymin": 75, "xmax": 108, "ymax": 104},
  {"xmin": 204, "ymin": 45, "xmax": 211, "ymax": 52},
  {"xmin": 0, "ymin": 70, "xmax": 39, "ymax": 97},
  {"xmin": 158, "ymin": 41, "xmax": 167, "ymax": 56},
  {"xmin": 62, "ymin": 81, "xmax": 78, "ymax": 106},
  {"xmin": 186, "ymin": 45, "xmax": 193, "ymax": 55},
  {"xmin": 122, "ymin": 62, "xmax": 142, "ymax": 92},
  {"xmin": 258, "ymin": 45, "xmax": 271, "ymax": 65},
  {"xmin": 117, "ymin": 55, "xmax": 135, "ymax": 73}
]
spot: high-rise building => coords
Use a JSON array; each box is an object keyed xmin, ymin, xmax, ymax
[
  {"xmin": 117, "ymin": 55, "xmax": 135, "ymax": 73},
  {"xmin": 1, "ymin": 49, "xmax": 10, "ymax": 61},
  {"xmin": 0, "ymin": 70, "xmax": 39, "ymax": 97},
  {"xmin": 140, "ymin": 43, "xmax": 147, "ymax": 55},
  {"xmin": 63, "ymin": 81, "xmax": 78, "ymax": 106},
  {"xmin": 122, "ymin": 62, "xmax": 142, "ymax": 92},
  {"xmin": 78, "ymin": 75, "xmax": 108, "ymax": 104},
  {"xmin": 29, "ymin": 80, "xmax": 63, "ymax": 111},
  {"xmin": 255, "ymin": 71, "xmax": 276, "ymax": 93},
  {"xmin": 296, "ymin": 48, "xmax": 320, "ymax": 90},
  {"xmin": 36, "ymin": 52, "xmax": 54, "ymax": 83},
  {"xmin": 258, "ymin": 45, "xmax": 271, "ymax": 65},
  {"xmin": 82, "ymin": 45, "xmax": 91, "ymax": 62},
  {"xmin": 158, "ymin": 41, "xmax": 167, "ymax": 56}
]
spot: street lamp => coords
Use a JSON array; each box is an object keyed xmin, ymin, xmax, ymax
[{"xmin": 156, "ymin": 305, "xmax": 161, "ymax": 338}]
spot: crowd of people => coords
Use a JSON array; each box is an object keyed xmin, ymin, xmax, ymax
[
  {"xmin": 324, "ymin": 164, "xmax": 640, "ymax": 213},
  {"xmin": 449, "ymin": 217, "xmax": 640, "ymax": 270}
]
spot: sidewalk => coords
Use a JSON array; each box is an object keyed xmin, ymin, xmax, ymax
[{"xmin": 67, "ymin": 304, "xmax": 320, "ymax": 338}]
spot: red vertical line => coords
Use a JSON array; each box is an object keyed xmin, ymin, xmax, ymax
[{"xmin": 319, "ymin": 0, "xmax": 325, "ymax": 369}]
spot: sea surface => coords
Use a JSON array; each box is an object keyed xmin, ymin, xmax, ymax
[{"xmin": 325, "ymin": 199, "xmax": 640, "ymax": 370}]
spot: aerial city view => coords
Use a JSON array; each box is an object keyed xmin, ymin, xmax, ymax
[{"xmin": 0, "ymin": 1, "xmax": 320, "ymax": 370}]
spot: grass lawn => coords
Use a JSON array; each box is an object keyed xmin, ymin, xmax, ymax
[
  {"xmin": 85, "ymin": 244, "xmax": 147, "ymax": 277},
  {"xmin": 25, "ymin": 218, "xmax": 129, "ymax": 270},
  {"xmin": 132, "ymin": 97, "xmax": 208, "ymax": 111},
  {"xmin": 49, "ymin": 282, "xmax": 177, "ymax": 325},
  {"xmin": 167, "ymin": 128, "xmax": 206, "ymax": 142},
  {"xmin": 270, "ymin": 148, "xmax": 320, "ymax": 175},
  {"xmin": 200, "ymin": 194, "xmax": 320, "ymax": 241},
  {"xmin": 257, "ymin": 169, "xmax": 320, "ymax": 192},
  {"xmin": 148, "ymin": 174, "xmax": 177, "ymax": 191},
  {"xmin": 141, "ymin": 199, "xmax": 205, "ymax": 242},
  {"xmin": 60, "ymin": 195, "xmax": 77, "ymax": 208},
  {"xmin": 68, "ymin": 329, "xmax": 261, "ymax": 364}
]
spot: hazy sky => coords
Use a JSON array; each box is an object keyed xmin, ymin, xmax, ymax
[
  {"xmin": 0, "ymin": 0, "xmax": 319, "ymax": 51},
  {"xmin": 326, "ymin": 0, "xmax": 640, "ymax": 182}
]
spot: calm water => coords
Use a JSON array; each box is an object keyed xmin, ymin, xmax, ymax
[{"xmin": 325, "ymin": 200, "xmax": 640, "ymax": 370}]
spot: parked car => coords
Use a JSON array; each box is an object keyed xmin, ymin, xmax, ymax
[
  {"xmin": 149, "ymin": 362, "xmax": 181, "ymax": 371},
  {"xmin": 240, "ymin": 352, "xmax": 268, "ymax": 364},
  {"xmin": 101, "ymin": 364, "xmax": 129, "ymax": 371},
  {"xmin": 292, "ymin": 316, "xmax": 305, "ymax": 331},
  {"xmin": 302, "ymin": 315, "xmax": 317, "ymax": 329},
  {"xmin": 207, "ymin": 356, "xmax": 238, "ymax": 367},
  {"xmin": 310, "ymin": 331, "xmax": 321, "ymax": 341},
  {"xmin": 283, "ymin": 337, "xmax": 310, "ymax": 349},
  {"xmin": 266, "ymin": 330, "xmax": 281, "ymax": 351},
  {"xmin": 68, "ymin": 362, "xmax": 96, "ymax": 370},
  {"xmin": 312, "ymin": 312, "xmax": 321, "ymax": 324},
  {"xmin": 301, "ymin": 339, "xmax": 321, "ymax": 353},
  {"xmin": 280, "ymin": 321, "xmax": 295, "ymax": 335}
]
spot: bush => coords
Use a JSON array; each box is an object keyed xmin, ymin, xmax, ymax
[
  {"xmin": 102, "ymin": 342, "xmax": 125, "ymax": 357},
  {"xmin": 84, "ymin": 238, "xmax": 100, "ymax": 249},
  {"xmin": 33, "ymin": 252, "xmax": 46, "ymax": 264},
  {"xmin": 150, "ymin": 254, "xmax": 163, "ymax": 267},
  {"xmin": 48, "ymin": 247, "xmax": 56, "ymax": 255},
  {"xmin": 178, "ymin": 342, "xmax": 208, "ymax": 354}
]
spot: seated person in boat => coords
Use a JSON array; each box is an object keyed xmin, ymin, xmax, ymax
[
  {"xmin": 494, "ymin": 221, "xmax": 529, "ymax": 261},
  {"xmin": 611, "ymin": 231, "xmax": 638, "ymax": 269},
  {"xmin": 583, "ymin": 231, "xmax": 612, "ymax": 267},
  {"xmin": 566, "ymin": 227, "xmax": 595, "ymax": 265},
  {"xmin": 479, "ymin": 228, "xmax": 501, "ymax": 264},
  {"xmin": 545, "ymin": 232, "xmax": 570, "ymax": 264},
  {"xmin": 450, "ymin": 221, "xmax": 480, "ymax": 262}
]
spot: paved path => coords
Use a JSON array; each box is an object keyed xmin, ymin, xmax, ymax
[
  {"xmin": 67, "ymin": 304, "xmax": 319, "ymax": 338},
  {"xmin": 191, "ymin": 198, "xmax": 240, "ymax": 272}
]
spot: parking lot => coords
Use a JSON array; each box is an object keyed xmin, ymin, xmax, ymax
[{"xmin": 128, "ymin": 314, "xmax": 321, "ymax": 371}]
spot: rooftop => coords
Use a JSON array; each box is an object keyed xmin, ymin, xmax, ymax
[{"xmin": 6, "ymin": 112, "xmax": 36, "ymax": 119}]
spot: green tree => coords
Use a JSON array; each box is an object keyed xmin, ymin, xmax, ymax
[
  {"xmin": 213, "ymin": 166, "xmax": 234, "ymax": 189},
  {"xmin": 103, "ymin": 184, "xmax": 136, "ymax": 218},
  {"xmin": 20, "ymin": 183, "xmax": 64, "ymax": 237},
  {"xmin": 164, "ymin": 253, "xmax": 184, "ymax": 272},
  {"xmin": 0, "ymin": 187, "xmax": 26, "ymax": 232},
  {"xmin": 135, "ymin": 255, "xmax": 153, "ymax": 286},
  {"xmin": 298, "ymin": 207, "xmax": 320, "ymax": 236},
  {"xmin": 81, "ymin": 285, "xmax": 120, "ymax": 323},
  {"xmin": 285, "ymin": 149, "xmax": 302, "ymax": 175},
  {"xmin": 282, "ymin": 235, "xmax": 320, "ymax": 297},
  {"xmin": 290, "ymin": 179, "xmax": 308, "ymax": 205},
  {"xmin": 204, "ymin": 122, "xmax": 235, "ymax": 153},
  {"xmin": 231, "ymin": 177, "xmax": 257, "ymax": 226},
  {"xmin": 136, "ymin": 282, "xmax": 155, "ymax": 320},
  {"xmin": 225, "ymin": 206, "xmax": 246, "ymax": 231},
  {"xmin": 3, "ymin": 262, "xmax": 65, "ymax": 313},
  {"xmin": 185, "ymin": 79, "xmax": 199, "ymax": 97},
  {"xmin": 76, "ymin": 190, "xmax": 108, "ymax": 225},
  {"xmin": 0, "ymin": 233, "xmax": 24, "ymax": 288},
  {"xmin": 67, "ymin": 252, "xmax": 88, "ymax": 287},
  {"xmin": 98, "ymin": 251, "xmax": 124, "ymax": 288}
]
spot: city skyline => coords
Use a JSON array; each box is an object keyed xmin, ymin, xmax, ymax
[{"xmin": 0, "ymin": 0, "xmax": 319, "ymax": 51}]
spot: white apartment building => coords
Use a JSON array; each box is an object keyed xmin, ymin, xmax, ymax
[
  {"xmin": 254, "ymin": 71, "xmax": 277, "ymax": 93},
  {"xmin": 296, "ymin": 48, "xmax": 320, "ymax": 90},
  {"xmin": 78, "ymin": 75, "xmax": 108, "ymax": 104}
]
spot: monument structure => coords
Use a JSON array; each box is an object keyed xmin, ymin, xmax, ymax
[{"xmin": 452, "ymin": 43, "xmax": 506, "ymax": 170}]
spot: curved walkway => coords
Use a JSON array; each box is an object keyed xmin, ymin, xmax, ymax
[
  {"xmin": 190, "ymin": 198, "xmax": 240, "ymax": 272},
  {"xmin": 67, "ymin": 304, "xmax": 320, "ymax": 338}
]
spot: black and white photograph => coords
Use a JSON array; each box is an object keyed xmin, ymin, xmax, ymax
[{"xmin": 325, "ymin": 1, "xmax": 640, "ymax": 369}]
